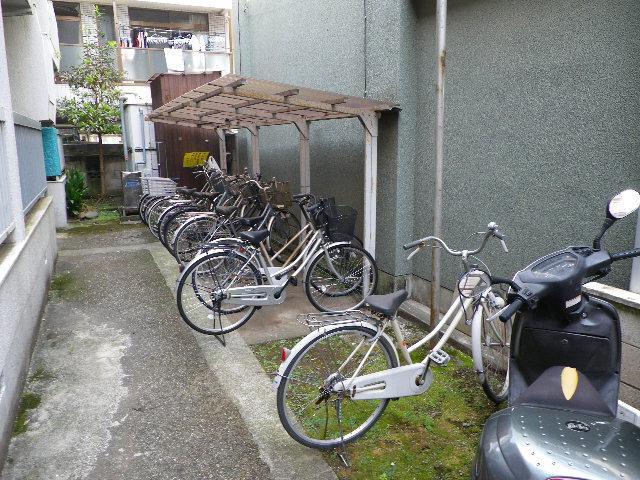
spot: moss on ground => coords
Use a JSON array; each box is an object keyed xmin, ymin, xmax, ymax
[
  {"xmin": 250, "ymin": 327, "xmax": 500, "ymax": 480},
  {"xmin": 49, "ymin": 272, "xmax": 82, "ymax": 300},
  {"xmin": 12, "ymin": 392, "xmax": 41, "ymax": 436},
  {"xmin": 29, "ymin": 366, "xmax": 56, "ymax": 382}
]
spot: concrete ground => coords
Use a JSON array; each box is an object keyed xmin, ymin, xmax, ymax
[{"xmin": 1, "ymin": 224, "xmax": 336, "ymax": 480}]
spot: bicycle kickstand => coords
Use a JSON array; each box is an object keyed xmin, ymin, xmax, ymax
[{"xmin": 334, "ymin": 397, "xmax": 350, "ymax": 468}]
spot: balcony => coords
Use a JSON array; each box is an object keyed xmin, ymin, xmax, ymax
[{"xmin": 59, "ymin": 45, "xmax": 231, "ymax": 82}]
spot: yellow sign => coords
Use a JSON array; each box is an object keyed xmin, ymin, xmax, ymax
[{"xmin": 183, "ymin": 151, "xmax": 210, "ymax": 168}]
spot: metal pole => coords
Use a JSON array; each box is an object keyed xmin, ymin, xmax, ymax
[
  {"xmin": 119, "ymin": 97, "xmax": 130, "ymax": 170},
  {"xmin": 430, "ymin": 0, "xmax": 447, "ymax": 335}
]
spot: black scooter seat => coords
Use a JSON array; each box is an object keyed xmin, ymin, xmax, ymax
[
  {"xmin": 365, "ymin": 289, "xmax": 408, "ymax": 317},
  {"xmin": 239, "ymin": 229, "xmax": 270, "ymax": 246}
]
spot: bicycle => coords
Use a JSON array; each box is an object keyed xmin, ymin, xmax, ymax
[
  {"xmin": 175, "ymin": 195, "xmax": 378, "ymax": 335},
  {"xmin": 273, "ymin": 223, "xmax": 511, "ymax": 449}
]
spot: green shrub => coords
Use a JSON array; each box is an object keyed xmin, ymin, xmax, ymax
[{"xmin": 66, "ymin": 168, "xmax": 88, "ymax": 217}]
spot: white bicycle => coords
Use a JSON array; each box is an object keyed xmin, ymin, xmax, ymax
[{"xmin": 274, "ymin": 223, "xmax": 513, "ymax": 449}]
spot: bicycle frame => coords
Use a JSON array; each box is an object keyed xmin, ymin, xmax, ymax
[{"xmin": 222, "ymin": 228, "xmax": 349, "ymax": 306}]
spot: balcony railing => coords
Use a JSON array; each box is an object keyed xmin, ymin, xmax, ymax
[{"xmin": 59, "ymin": 45, "xmax": 231, "ymax": 82}]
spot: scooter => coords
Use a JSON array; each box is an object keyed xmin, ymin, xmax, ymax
[{"xmin": 472, "ymin": 189, "xmax": 640, "ymax": 480}]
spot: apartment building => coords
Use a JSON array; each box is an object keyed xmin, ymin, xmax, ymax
[
  {"xmin": 0, "ymin": 0, "xmax": 62, "ymax": 464},
  {"xmin": 54, "ymin": 0, "xmax": 232, "ymax": 190}
]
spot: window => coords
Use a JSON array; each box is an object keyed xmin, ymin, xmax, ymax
[
  {"xmin": 53, "ymin": 2, "xmax": 81, "ymax": 45},
  {"xmin": 126, "ymin": 8, "xmax": 209, "ymax": 51},
  {"xmin": 128, "ymin": 9, "xmax": 208, "ymax": 32},
  {"xmin": 97, "ymin": 6, "xmax": 116, "ymax": 44}
]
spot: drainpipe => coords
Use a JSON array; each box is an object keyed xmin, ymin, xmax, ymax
[
  {"xmin": 119, "ymin": 97, "xmax": 129, "ymax": 170},
  {"xmin": 139, "ymin": 108, "xmax": 147, "ymax": 172},
  {"xmin": 430, "ymin": 0, "xmax": 447, "ymax": 336},
  {"xmin": 631, "ymin": 211, "xmax": 640, "ymax": 293}
]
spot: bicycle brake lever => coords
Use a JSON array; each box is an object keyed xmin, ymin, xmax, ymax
[
  {"xmin": 407, "ymin": 246, "xmax": 423, "ymax": 260},
  {"xmin": 500, "ymin": 239, "xmax": 509, "ymax": 253}
]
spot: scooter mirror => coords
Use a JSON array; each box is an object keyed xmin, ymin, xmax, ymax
[
  {"xmin": 458, "ymin": 269, "xmax": 491, "ymax": 299},
  {"xmin": 608, "ymin": 189, "xmax": 640, "ymax": 220}
]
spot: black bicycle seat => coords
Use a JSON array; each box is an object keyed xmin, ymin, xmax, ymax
[
  {"xmin": 215, "ymin": 205, "xmax": 238, "ymax": 216},
  {"xmin": 239, "ymin": 229, "xmax": 270, "ymax": 246},
  {"xmin": 365, "ymin": 289, "xmax": 408, "ymax": 317}
]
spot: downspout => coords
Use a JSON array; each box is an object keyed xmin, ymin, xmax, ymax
[
  {"xmin": 119, "ymin": 97, "xmax": 129, "ymax": 170},
  {"xmin": 430, "ymin": 0, "xmax": 447, "ymax": 336},
  {"xmin": 139, "ymin": 108, "xmax": 147, "ymax": 171}
]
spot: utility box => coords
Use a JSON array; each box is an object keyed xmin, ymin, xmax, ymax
[{"xmin": 121, "ymin": 171, "xmax": 142, "ymax": 215}]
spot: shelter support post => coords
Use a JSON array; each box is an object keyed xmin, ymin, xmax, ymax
[
  {"xmin": 216, "ymin": 128, "xmax": 227, "ymax": 172},
  {"xmin": 431, "ymin": 0, "xmax": 447, "ymax": 333},
  {"xmin": 246, "ymin": 124, "xmax": 260, "ymax": 177},
  {"xmin": 294, "ymin": 120, "xmax": 311, "ymax": 195},
  {"xmin": 359, "ymin": 113, "xmax": 379, "ymax": 257}
]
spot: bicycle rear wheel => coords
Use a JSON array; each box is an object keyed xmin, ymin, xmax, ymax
[
  {"xmin": 176, "ymin": 250, "xmax": 260, "ymax": 335},
  {"xmin": 304, "ymin": 244, "xmax": 378, "ymax": 312},
  {"xmin": 277, "ymin": 324, "xmax": 398, "ymax": 449}
]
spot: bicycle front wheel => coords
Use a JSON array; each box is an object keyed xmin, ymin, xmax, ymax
[
  {"xmin": 472, "ymin": 298, "xmax": 511, "ymax": 403},
  {"xmin": 304, "ymin": 244, "xmax": 378, "ymax": 312},
  {"xmin": 176, "ymin": 250, "xmax": 260, "ymax": 335},
  {"xmin": 277, "ymin": 324, "xmax": 398, "ymax": 449}
]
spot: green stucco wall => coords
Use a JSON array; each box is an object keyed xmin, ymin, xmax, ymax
[{"xmin": 234, "ymin": 0, "xmax": 640, "ymax": 291}]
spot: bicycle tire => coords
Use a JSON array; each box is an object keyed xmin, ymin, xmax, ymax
[
  {"xmin": 176, "ymin": 250, "xmax": 261, "ymax": 335},
  {"xmin": 277, "ymin": 323, "xmax": 398, "ymax": 449},
  {"xmin": 304, "ymin": 243, "xmax": 378, "ymax": 312},
  {"xmin": 472, "ymin": 298, "xmax": 511, "ymax": 404}
]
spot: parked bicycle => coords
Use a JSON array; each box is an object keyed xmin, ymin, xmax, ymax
[
  {"xmin": 175, "ymin": 194, "xmax": 378, "ymax": 335},
  {"xmin": 273, "ymin": 222, "xmax": 510, "ymax": 449}
]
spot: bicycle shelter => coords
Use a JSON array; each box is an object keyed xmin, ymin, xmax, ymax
[{"xmin": 146, "ymin": 74, "xmax": 396, "ymax": 256}]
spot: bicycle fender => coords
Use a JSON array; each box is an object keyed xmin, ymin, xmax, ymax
[{"xmin": 272, "ymin": 321, "xmax": 399, "ymax": 388}]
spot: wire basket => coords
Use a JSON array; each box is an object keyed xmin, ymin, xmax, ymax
[
  {"xmin": 325, "ymin": 204, "xmax": 357, "ymax": 242},
  {"xmin": 267, "ymin": 181, "xmax": 292, "ymax": 209},
  {"xmin": 297, "ymin": 310, "xmax": 371, "ymax": 331},
  {"xmin": 141, "ymin": 177, "xmax": 177, "ymax": 196}
]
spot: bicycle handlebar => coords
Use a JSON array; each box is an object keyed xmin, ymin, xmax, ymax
[
  {"xmin": 403, "ymin": 222, "xmax": 508, "ymax": 258},
  {"xmin": 610, "ymin": 248, "xmax": 640, "ymax": 261}
]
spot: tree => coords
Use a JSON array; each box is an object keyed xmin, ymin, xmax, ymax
[{"xmin": 58, "ymin": 7, "xmax": 122, "ymax": 196}]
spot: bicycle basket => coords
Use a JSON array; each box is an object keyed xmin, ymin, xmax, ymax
[
  {"xmin": 325, "ymin": 204, "xmax": 357, "ymax": 242},
  {"xmin": 267, "ymin": 181, "xmax": 292, "ymax": 209}
]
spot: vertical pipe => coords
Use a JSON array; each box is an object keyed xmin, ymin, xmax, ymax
[
  {"xmin": 139, "ymin": 108, "xmax": 147, "ymax": 173},
  {"xmin": 119, "ymin": 97, "xmax": 129, "ymax": 170},
  {"xmin": 430, "ymin": 0, "xmax": 447, "ymax": 334},
  {"xmin": 631, "ymin": 210, "xmax": 640, "ymax": 293}
]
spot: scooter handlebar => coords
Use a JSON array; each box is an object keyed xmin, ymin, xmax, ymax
[{"xmin": 499, "ymin": 297, "xmax": 525, "ymax": 323}]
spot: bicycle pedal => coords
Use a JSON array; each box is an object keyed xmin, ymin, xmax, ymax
[{"xmin": 428, "ymin": 349, "xmax": 450, "ymax": 366}]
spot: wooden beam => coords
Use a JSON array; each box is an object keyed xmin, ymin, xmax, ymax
[{"xmin": 216, "ymin": 128, "xmax": 227, "ymax": 172}]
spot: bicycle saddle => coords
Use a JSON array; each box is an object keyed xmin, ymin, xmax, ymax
[
  {"xmin": 365, "ymin": 289, "xmax": 408, "ymax": 317},
  {"xmin": 236, "ymin": 216, "xmax": 263, "ymax": 228},
  {"xmin": 215, "ymin": 205, "xmax": 238, "ymax": 216},
  {"xmin": 239, "ymin": 229, "xmax": 270, "ymax": 246}
]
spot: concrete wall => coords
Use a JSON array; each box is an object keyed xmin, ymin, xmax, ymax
[
  {"xmin": 234, "ymin": 0, "xmax": 640, "ymax": 293},
  {"xmin": 0, "ymin": 198, "xmax": 57, "ymax": 465}
]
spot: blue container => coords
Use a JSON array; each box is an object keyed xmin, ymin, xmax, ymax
[{"xmin": 42, "ymin": 127, "xmax": 62, "ymax": 177}]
